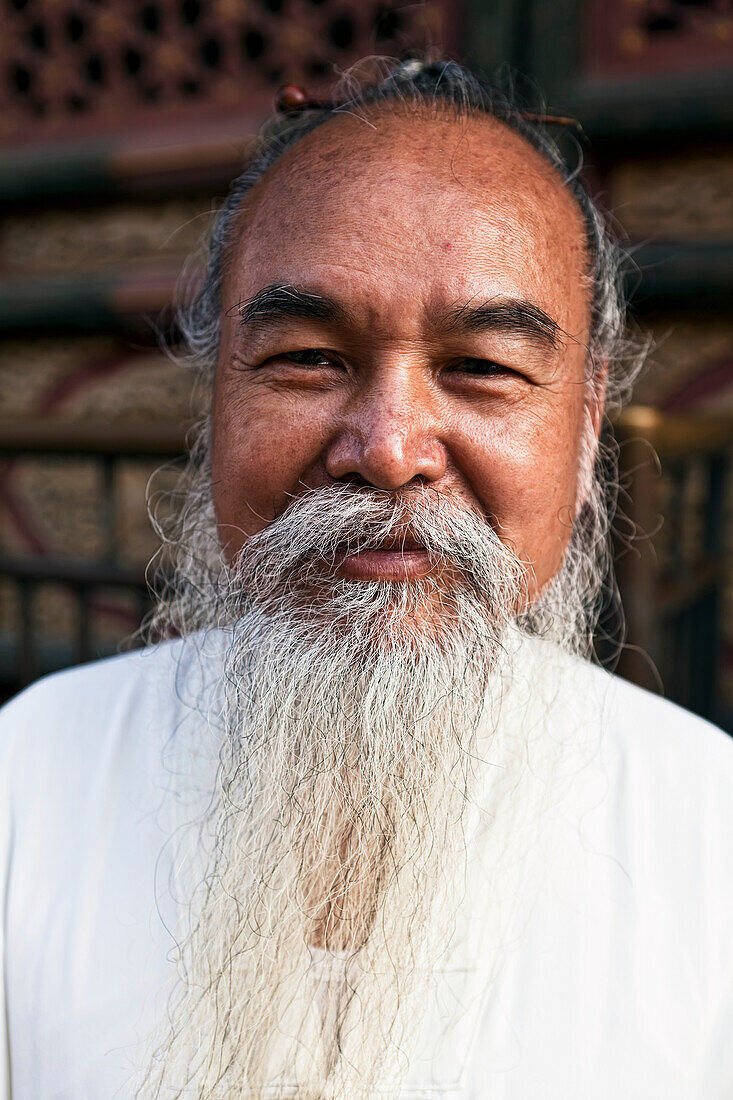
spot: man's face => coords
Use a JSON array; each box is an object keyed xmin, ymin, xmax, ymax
[{"xmin": 211, "ymin": 108, "xmax": 599, "ymax": 601}]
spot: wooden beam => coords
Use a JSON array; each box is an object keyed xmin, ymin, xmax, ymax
[{"xmin": 0, "ymin": 418, "xmax": 188, "ymax": 456}]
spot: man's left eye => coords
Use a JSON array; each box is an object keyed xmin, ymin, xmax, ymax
[
  {"xmin": 280, "ymin": 349, "xmax": 335, "ymax": 368},
  {"xmin": 453, "ymin": 358, "xmax": 507, "ymax": 376}
]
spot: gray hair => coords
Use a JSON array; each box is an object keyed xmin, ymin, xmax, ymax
[{"xmin": 177, "ymin": 55, "xmax": 641, "ymax": 415}]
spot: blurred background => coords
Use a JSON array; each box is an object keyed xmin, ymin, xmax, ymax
[{"xmin": 0, "ymin": 0, "xmax": 732, "ymax": 728}]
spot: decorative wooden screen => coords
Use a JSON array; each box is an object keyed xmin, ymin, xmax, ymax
[{"xmin": 2, "ymin": 0, "xmax": 460, "ymax": 147}]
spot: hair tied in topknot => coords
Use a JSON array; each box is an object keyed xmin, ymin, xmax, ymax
[{"xmin": 275, "ymin": 84, "xmax": 333, "ymax": 115}]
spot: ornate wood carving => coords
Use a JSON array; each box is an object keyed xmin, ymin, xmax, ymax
[{"xmin": 2, "ymin": 0, "xmax": 460, "ymax": 147}]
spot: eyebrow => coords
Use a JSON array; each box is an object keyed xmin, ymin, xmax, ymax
[
  {"xmin": 234, "ymin": 284, "xmax": 348, "ymax": 330},
  {"xmin": 442, "ymin": 298, "xmax": 562, "ymax": 349}
]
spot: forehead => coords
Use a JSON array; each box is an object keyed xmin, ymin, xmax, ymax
[{"xmin": 225, "ymin": 108, "xmax": 590, "ymax": 339}]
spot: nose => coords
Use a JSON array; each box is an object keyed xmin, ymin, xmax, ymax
[{"xmin": 324, "ymin": 366, "xmax": 447, "ymax": 491}]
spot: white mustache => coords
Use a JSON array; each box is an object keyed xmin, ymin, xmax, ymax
[{"xmin": 230, "ymin": 483, "xmax": 524, "ymax": 603}]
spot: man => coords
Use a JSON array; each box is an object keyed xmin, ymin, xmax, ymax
[{"xmin": 1, "ymin": 58, "xmax": 731, "ymax": 1099}]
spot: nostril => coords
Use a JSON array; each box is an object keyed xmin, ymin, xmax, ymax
[
  {"xmin": 328, "ymin": 471, "xmax": 430, "ymax": 493},
  {"xmin": 402, "ymin": 474, "xmax": 430, "ymax": 491},
  {"xmin": 326, "ymin": 472, "xmax": 373, "ymax": 491}
]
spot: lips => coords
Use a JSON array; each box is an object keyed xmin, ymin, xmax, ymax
[{"xmin": 331, "ymin": 535, "xmax": 433, "ymax": 581}]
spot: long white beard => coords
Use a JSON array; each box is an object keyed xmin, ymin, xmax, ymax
[{"xmin": 138, "ymin": 464, "xmax": 606, "ymax": 1098}]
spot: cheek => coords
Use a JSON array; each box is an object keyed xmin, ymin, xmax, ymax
[
  {"xmin": 460, "ymin": 399, "xmax": 585, "ymax": 590},
  {"xmin": 210, "ymin": 386, "xmax": 331, "ymax": 554}
]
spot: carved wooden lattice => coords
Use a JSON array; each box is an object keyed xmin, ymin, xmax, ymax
[
  {"xmin": 584, "ymin": 0, "xmax": 733, "ymax": 78},
  {"xmin": 2, "ymin": 0, "xmax": 459, "ymax": 147}
]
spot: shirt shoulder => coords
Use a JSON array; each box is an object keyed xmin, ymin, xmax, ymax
[
  {"xmin": 1, "ymin": 641, "xmax": 173, "ymax": 761},
  {"xmin": 0, "ymin": 635, "xmax": 218, "ymax": 823},
  {"xmin": 519, "ymin": 638, "xmax": 733, "ymax": 806},
  {"xmin": 589, "ymin": 660, "xmax": 733, "ymax": 790},
  {"xmin": 564, "ymin": 657, "xmax": 733, "ymax": 859}
]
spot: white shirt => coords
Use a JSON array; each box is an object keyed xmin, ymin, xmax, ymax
[{"xmin": 1, "ymin": 635, "xmax": 732, "ymax": 1099}]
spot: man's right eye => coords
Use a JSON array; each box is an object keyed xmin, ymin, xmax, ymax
[{"xmin": 278, "ymin": 349, "xmax": 336, "ymax": 368}]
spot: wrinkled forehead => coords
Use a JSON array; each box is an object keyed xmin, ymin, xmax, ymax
[{"xmin": 224, "ymin": 108, "xmax": 591, "ymax": 339}]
